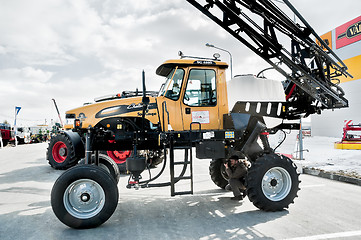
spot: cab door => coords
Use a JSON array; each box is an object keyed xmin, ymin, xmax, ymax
[
  {"xmin": 157, "ymin": 68, "xmax": 185, "ymax": 131},
  {"xmin": 181, "ymin": 68, "xmax": 220, "ymax": 130}
]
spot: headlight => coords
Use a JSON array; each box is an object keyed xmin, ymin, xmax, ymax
[{"xmin": 74, "ymin": 119, "xmax": 82, "ymax": 128}]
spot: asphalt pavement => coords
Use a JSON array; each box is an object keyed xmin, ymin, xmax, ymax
[{"xmin": 1, "ymin": 143, "xmax": 361, "ymax": 240}]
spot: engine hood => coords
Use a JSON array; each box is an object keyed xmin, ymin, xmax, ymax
[{"xmin": 65, "ymin": 96, "xmax": 158, "ymax": 129}]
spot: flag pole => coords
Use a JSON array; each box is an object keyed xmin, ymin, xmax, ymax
[
  {"xmin": 14, "ymin": 106, "xmax": 21, "ymax": 147},
  {"xmin": 0, "ymin": 130, "xmax": 3, "ymax": 148}
]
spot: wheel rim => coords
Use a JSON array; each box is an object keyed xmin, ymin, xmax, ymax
[
  {"xmin": 107, "ymin": 150, "xmax": 131, "ymax": 164},
  {"xmin": 63, "ymin": 179, "xmax": 105, "ymax": 219},
  {"xmin": 261, "ymin": 167, "xmax": 292, "ymax": 201},
  {"xmin": 52, "ymin": 141, "xmax": 67, "ymax": 163}
]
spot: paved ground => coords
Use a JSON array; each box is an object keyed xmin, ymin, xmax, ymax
[
  {"xmin": 272, "ymin": 132, "xmax": 361, "ymax": 183},
  {"xmin": 1, "ymin": 143, "xmax": 361, "ymax": 240}
]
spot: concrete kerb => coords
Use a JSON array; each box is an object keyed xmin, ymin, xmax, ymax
[
  {"xmin": 302, "ymin": 167, "xmax": 361, "ymax": 187},
  {"xmin": 291, "ymin": 159, "xmax": 361, "ymax": 186}
]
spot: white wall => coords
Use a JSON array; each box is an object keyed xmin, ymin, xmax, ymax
[
  {"xmin": 311, "ymin": 80, "xmax": 361, "ymax": 137},
  {"xmin": 311, "ymin": 16, "xmax": 361, "ymax": 137}
]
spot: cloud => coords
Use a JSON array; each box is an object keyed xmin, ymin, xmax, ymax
[
  {"xmin": 0, "ymin": 0, "xmax": 103, "ymax": 66},
  {"xmin": 0, "ymin": 0, "xmax": 360, "ymax": 126},
  {"xmin": 1, "ymin": 67, "xmax": 53, "ymax": 83},
  {"xmin": 0, "ymin": 45, "xmax": 7, "ymax": 54},
  {"xmin": 0, "ymin": 67, "xmax": 55, "ymax": 123}
]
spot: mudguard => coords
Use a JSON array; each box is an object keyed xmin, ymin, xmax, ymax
[{"xmin": 63, "ymin": 130, "xmax": 85, "ymax": 159}]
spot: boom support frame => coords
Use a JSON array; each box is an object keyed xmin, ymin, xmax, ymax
[{"xmin": 186, "ymin": 0, "xmax": 351, "ymax": 118}]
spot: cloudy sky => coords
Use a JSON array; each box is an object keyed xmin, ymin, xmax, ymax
[{"xmin": 0, "ymin": 0, "xmax": 360, "ymax": 127}]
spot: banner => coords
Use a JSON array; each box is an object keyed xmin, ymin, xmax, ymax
[
  {"xmin": 15, "ymin": 106, "xmax": 21, "ymax": 115},
  {"xmin": 14, "ymin": 106, "xmax": 21, "ymax": 127},
  {"xmin": 336, "ymin": 15, "xmax": 361, "ymax": 49}
]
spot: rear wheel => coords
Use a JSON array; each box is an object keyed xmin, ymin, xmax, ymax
[
  {"xmin": 209, "ymin": 159, "xmax": 228, "ymax": 189},
  {"xmin": 147, "ymin": 150, "xmax": 164, "ymax": 168},
  {"xmin": 51, "ymin": 165, "xmax": 119, "ymax": 229},
  {"xmin": 246, "ymin": 153, "xmax": 300, "ymax": 211},
  {"xmin": 105, "ymin": 150, "xmax": 131, "ymax": 173},
  {"xmin": 47, "ymin": 134, "xmax": 79, "ymax": 170}
]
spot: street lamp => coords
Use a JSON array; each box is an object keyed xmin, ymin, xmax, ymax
[{"xmin": 205, "ymin": 43, "xmax": 233, "ymax": 78}]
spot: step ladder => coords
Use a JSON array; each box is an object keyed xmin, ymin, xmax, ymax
[
  {"xmin": 169, "ymin": 142, "xmax": 193, "ymax": 196},
  {"xmin": 169, "ymin": 123, "xmax": 200, "ymax": 196}
]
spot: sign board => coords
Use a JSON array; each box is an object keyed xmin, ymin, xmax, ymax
[
  {"xmin": 316, "ymin": 31, "xmax": 332, "ymax": 50},
  {"xmin": 336, "ymin": 15, "xmax": 361, "ymax": 49},
  {"xmin": 191, "ymin": 111, "xmax": 210, "ymax": 124}
]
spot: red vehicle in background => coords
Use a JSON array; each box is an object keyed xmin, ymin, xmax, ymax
[{"xmin": 0, "ymin": 123, "xmax": 14, "ymax": 147}]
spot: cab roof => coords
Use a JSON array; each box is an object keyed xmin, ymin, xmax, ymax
[{"xmin": 156, "ymin": 59, "xmax": 228, "ymax": 77}]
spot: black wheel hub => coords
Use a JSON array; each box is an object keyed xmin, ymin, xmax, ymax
[
  {"xmin": 59, "ymin": 147, "xmax": 67, "ymax": 157},
  {"xmin": 80, "ymin": 193, "xmax": 91, "ymax": 202},
  {"xmin": 270, "ymin": 178, "xmax": 278, "ymax": 187}
]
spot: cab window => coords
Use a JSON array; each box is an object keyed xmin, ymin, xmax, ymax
[
  {"xmin": 159, "ymin": 68, "xmax": 185, "ymax": 101},
  {"xmin": 184, "ymin": 69, "xmax": 216, "ymax": 106}
]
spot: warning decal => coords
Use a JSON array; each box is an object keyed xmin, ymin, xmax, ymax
[{"xmin": 192, "ymin": 111, "xmax": 210, "ymax": 124}]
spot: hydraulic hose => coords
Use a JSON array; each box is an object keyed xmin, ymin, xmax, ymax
[{"xmin": 139, "ymin": 148, "xmax": 189, "ymax": 188}]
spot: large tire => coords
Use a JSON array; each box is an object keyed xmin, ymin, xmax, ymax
[
  {"xmin": 17, "ymin": 136, "xmax": 24, "ymax": 144},
  {"xmin": 78, "ymin": 154, "xmax": 120, "ymax": 183},
  {"xmin": 51, "ymin": 165, "xmax": 119, "ymax": 229},
  {"xmin": 47, "ymin": 134, "xmax": 79, "ymax": 170},
  {"xmin": 209, "ymin": 159, "xmax": 229, "ymax": 189},
  {"xmin": 104, "ymin": 150, "xmax": 132, "ymax": 173},
  {"xmin": 246, "ymin": 153, "xmax": 300, "ymax": 211},
  {"xmin": 2, "ymin": 140, "xmax": 9, "ymax": 147}
]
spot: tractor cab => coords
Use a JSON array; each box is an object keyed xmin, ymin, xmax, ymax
[{"xmin": 155, "ymin": 58, "xmax": 229, "ymax": 131}]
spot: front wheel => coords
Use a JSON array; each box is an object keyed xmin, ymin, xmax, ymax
[
  {"xmin": 51, "ymin": 165, "xmax": 119, "ymax": 229},
  {"xmin": 246, "ymin": 154, "xmax": 300, "ymax": 211},
  {"xmin": 78, "ymin": 154, "xmax": 120, "ymax": 183}
]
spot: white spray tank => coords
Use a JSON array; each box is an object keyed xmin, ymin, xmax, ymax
[{"xmin": 226, "ymin": 74, "xmax": 286, "ymax": 128}]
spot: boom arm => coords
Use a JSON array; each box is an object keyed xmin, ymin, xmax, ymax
[{"xmin": 186, "ymin": 0, "xmax": 351, "ymax": 118}]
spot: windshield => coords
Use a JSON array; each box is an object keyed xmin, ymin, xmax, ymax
[{"xmin": 158, "ymin": 68, "xmax": 185, "ymax": 101}]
